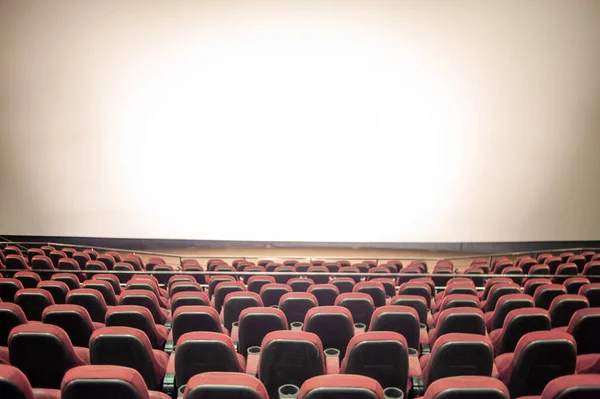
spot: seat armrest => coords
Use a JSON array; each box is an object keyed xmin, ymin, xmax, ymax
[
  {"xmin": 246, "ymin": 346, "xmax": 261, "ymax": 377},
  {"xmin": 163, "ymin": 353, "xmax": 176, "ymax": 397},
  {"xmin": 324, "ymin": 348, "xmax": 340, "ymax": 374}
]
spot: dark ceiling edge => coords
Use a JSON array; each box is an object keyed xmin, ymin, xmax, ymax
[{"xmin": 2, "ymin": 235, "xmax": 600, "ymax": 253}]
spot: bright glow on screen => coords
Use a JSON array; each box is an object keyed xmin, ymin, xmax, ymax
[{"xmin": 1, "ymin": 0, "xmax": 600, "ymax": 242}]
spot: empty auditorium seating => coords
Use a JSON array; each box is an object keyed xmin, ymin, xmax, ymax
[
  {"xmin": 49, "ymin": 251, "xmax": 67, "ymax": 269},
  {"xmin": 120, "ymin": 290, "xmax": 168, "ymax": 325},
  {"xmin": 481, "ymin": 283, "xmax": 521, "ymax": 312},
  {"xmin": 279, "ymin": 292, "xmax": 318, "ymax": 324},
  {"xmin": 297, "ymin": 375, "xmax": 385, "ymax": 399},
  {"xmin": 9, "ymin": 324, "xmax": 89, "ymax": 389},
  {"xmin": 495, "ymin": 331, "xmax": 577, "ymax": 398},
  {"xmin": 423, "ymin": 376, "xmax": 509, "ymax": 399},
  {"xmin": 420, "ymin": 333, "xmax": 494, "ymax": 388},
  {"xmin": 182, "ymin": 372, "xmax": 268, "ymax": 399},
  {"xmin": 304, "ymin": 306, "xmax": 354, "ymax": 357},
  {"xmin": 289, "ymin": 277, "xmax": 315, "ymax": 293},
  {"xmin": 51, "ymin": 274, "xmax": 80, "ymax": 291},
  {"xmin": 548, "ymin": 294, "xmax": 590, "ymax": 328},
  {"xmin": 238, "ymin": 307, "xmax": 288, "ymax": 358},
  {"xmin": 0, "ymin": 303, "xmax": 27, "ymax": 364},
  {"xmin": 259, "ymin": 331, "xmax": 325, "ymax": 399},
  {"xmin": 169, "ymin": 280, "xmax": 202, "ymax": 298},
  {"xmin": 490, "ymin": 307, "xmax": 552, "ymax": 355},
  {"xmin": 307, "ymin": 266, "xmax": 329, "ymax": 284},
  {"xmin": 81, "ymin": 279, "xmax": 118, "ymax": 306},
  {"xmin": 89, "ymin": 327, "xmax": 167, "ymax": 391},
  {"xmin": 428, "ymin": 308, "xmax": 486, "ymax": 345},
  {"xmin": 57, "ymin": 259, "xmax": 84, "ymax": 282},
  {"xmin": 260, "ymin": 283, "xmax": 292, "ymax": 307},
  {"xmin": 307, "ymin": 284, "xmax": 339, "ymax": 306},
  {"xmin": 558, "ymin": 308, "xmax": 600, "ymax": 354},
  {"xmin": 15, "ymin": 288, "xmax": 55, "ymax": 321},
  {"xmin": 534, "ymin": 284, "xmax": 568, "ymax": 310},
  {"xmin": 172, "ymin": 332, "xmax": 244, "ymax": 391},
  {"xmin": 171, "ymin": 306, "xmax": 227, "ymax": 349},
  {"xmin": 43, "ymin": 304, "xmax": 103, "ymax": 348},
  {"xmin": 0, "ymin": 278, "xmax": 24, "ymax": 302},
  {"xmin": 353, "ymin": 282, "xmax": 387, "ymax": 308},
  {"xmin": 65, "ymin": 289, "xmax": 109, "ymax": 323},
  {"xmin": 92, "ymin": 274, "xmax": 121, "ymax": 295},
  {"xmin": 398, "ymin": 282, "xmax": 432, "ymax": 308},
  {"xmin": 579, "ymin": 283, "xmax": 600, "ymax": 307},
  {"xmin": 583, "ymin": 261, "xmax": 600, "ymax": 282},
  {"xmin": 524, "ymin": 278, "xmax": 552, "ymax": 297},
  {"xmin": 170, "ymin": 291, "xmax": 210, "ymax": 314},
  {"xmin": 61, "ymin": 365, "xmax": 170, "ymax": 399},
  {"xmin": 340, "ymin": 332, "xmax": 409, "ymax": 394},
  {"xmin": 554, "ymin": 263, "xmax": 578, "ymax": 284},
  {"xmin": 0, "ymin": 364, "xmax": 60, "ymax": 399},
  {"xmin": 564, "ymin": 277, "xmax": 591, "ymax": 295},
  {"xmin": 335, "ymin": 293, "xmax": 375, "ymax": 327},
  {"xmin": 369, "ymin": 305, "xmax": 420, "ymax": 351},
  {"xmin": 31, "ymin": 255, "xmax": 56, "ymax": 280},
  {"xmin": 484, "ymin": 294, "xmax": 534, "ymax": 331},
  {"xmin": 222, "ymin": 291, "xmax": 263, "ymax": 331},
  {"xmin": 521, "ymin": 374, "xmax": 600, "ymax": 399},
  {"xmin": 105, "ymin": 305, "xmax": 168, "ymax": 350}
]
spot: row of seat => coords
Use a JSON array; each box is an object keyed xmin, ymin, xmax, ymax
[{"xmin": 3, "ymin": 318, "xmax": 600, "ymax": 399}]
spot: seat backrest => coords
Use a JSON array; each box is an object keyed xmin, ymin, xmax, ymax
[
  {"xmin": 554, "ymin": 263, "xmax": 578, "ymax": 284},
  {"xmin": 9, "ymin": 324, "xmax": 86, "ymax": 389},
  {"xmin": 307, "ymin": 284, "xmax": 340, "ymax": 306},
  {"xmin": 279, "ymin": 292, "xmax": 318, "ymax": 324},
  {"xmin": 72, "ymin": 252, "xmax": 91, "ymax": 271},
  {"xmin": 307, "ymin": 267, "xmax": 329, "ymax": 284},
  {"xmin": 491, "ymin": 294, "xmax": 534, "ymax": 330},
  {"xmin": 534, "ymin": 284, "xmax": 568, "ymax": 310},
  {"xmin": 96, "ymin": 256, "xmax": 115, "ymax": 271},
  {"xmin": 335, "ymin": 293, "xmax": 375, "ymax": 327},
  {"xmin": 223, "ymin": 291, "xmax": 263, "ymax": 331},
  {"xmin": 397, "ymin": 283, "xmax": 432, "ymax": 307},
  {"xmin": 431, "ymin": 308, "xmax": 486, "ymax": 344},
  {"xmin": 49, "ymin": 251, "xmax": 67, "ymax": 268},
  {"xmin": 169, "ymin": 281, "xmax": 202, "ymax": 298},
  {"xmin": 51, "ymin": 273, "xmax": 81, "ymax": 291},
  {"xmin": 92, "ymin": 274, "xmax": 121, "ymax": 294},
  {"xmin": 175, "ymin": 332, "xmax": 244, "ymax": 389},
  {"xmin": 583, "ymin": 262, "xmax": 600, "ymax": 282},
  {"xmin": 545, "ymin": 256, "xmax": 563, "ymax": 274},
  {"xmin": 288, "ymin": 277, "xmax": 315, "ymax": 293},
  {"xmin": 183, "ymin": 372, "xmax": 269, "ymax": 399},
  {"xmin": 247, "ymin": 276, "xmax": 276, "ymax": 294},
  {"xmin": 238, "ymin": 307, "xmax": 288, "ymax": 357},
  {"xmin": 579, "ymin": 283, "xmax": 600, "ymax": 307},
  {"xmin": 37, "ymin": 280, "xmax": 70, "ymax": 304},
  {"xmin": 440, "ymin": 294, "xmax": 480, "ymax": 312},
  {"xmin": 369, "ymin": 305, "xmax": 420, "ymax": 350},
  {"xmin": 213, "ymin": 282, "xmax": 246, "ymax": 314},
  {"xmin": 0, "ymin": 278, "xmax": 24, "ymax": 302},
  {"xmin": 538, "ymin": 374, "xmax": 600, "ymax": 399},
  {"xmin": 172, "ymin": 306, "xmax": 225, "ymax": 345},
  {"xmin": 170, "ymin": 291, "xmax": 211, "ymax": 314},
  {"xmin": 523, "ymin": 278, "xmax": 552, "ymax": 297},
  {"xmin": 14, "ymin": 288, "xmax": 55, "ymax": 321},
  {"xmin": 353, "ymin": 282, "xmax": 387, "ymax": 307},
  {"xmin": 389, "ymin": 295, "xmax": 428, "ymax": 325},
  {"xmin": 304, "ymin": 306, "xmax": 354, "ymax": 357},
  {"xmin": 566, "ymin": 308, "xmax": 600, "ymax": 355},
  {"xmin": 298, "ymin": 375, "xmax": 385, "ymax": 399},
  {"xmin": 341, "ymin": 332, "xmax": 408, "ymax": 394},
  {"xmin": 259, "ymin": 331, "xmax": 325, "ymax": 399},
  {"xmin": 6, "ymin": 255, "xmax": 29, "ymax": 272},
  {"xmin": 105, "ymin": 305, "xmax": 165, "ymax": 350},
  {"xmin": 424, "ymin": 333, "xmax": 494, "ymax": 388},
  {"xmin": 548, "ymin": 294, "xmax": 590, "ymax": 328},
  {"xmin": 61, "ymin": 365, "xmax": 155, "ymax": 399},
  {"xmin": 260, "ymin": 283, "xmax": 292, "ymax": 307},
  {"xmin": 66, "ymin": 289, "xmax": 108, "ymax": 323},
  {"xmin": 119, "ymin": 290, "xmax": 165, "ymax": 324},
  {"xmin": 31, "ymin": 255, "xmax": 56, "ymax": 280},
  {"xmin": 331, "ymin": 277, "xmax": 356, "ymax": 292},
  {"xmin": 27, "ymin": 248, "xmax": 45, "ymax": 263},
  {"xmin": 82, "ymin": 280, "xmax": 117, "ymax": 306},
  {"xmin": 502, "ymin": 331, "xmax": 577, "ymax": 398},
  {"xmin": 497, "ymin": 308, "xmax": 552, "ymax": 355},
  {"xmin": 0, "ymin": 364, "xmax": 38, "ymax": 399},
  {"xmin": 423, "ymin": 376, "xmax": 510, "ymax": 399},
  {"xmin": 42, "ymin": 304, "xmax": 96, "ymax": 347},
  {"xmin": 485, "ymin": 284, "xmax": 521, "ymax": 312},
  {"xmin": 564, "ymin": 277, "xmax": 591, "ymax": 295},
  {"xmin": 0, "ymin": 303, "xmax": 27, "ymax": 346},
  {"xmin": 481, "ymin": 278, "xmax": 512, "ymax": 300},
  {"xmin": 89, "ymin": 327, "xmax": 162, "ymax": 390}
]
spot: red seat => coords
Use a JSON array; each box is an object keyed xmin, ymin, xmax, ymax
[
  {"xmin": 173, "ymin": 332, "xmax": 245, "ymax": 391},
  {"xmin": 27, "ymin": 248, "xmax": 45, "ymax": 264},
  {"xmin": 170, "ymin": 291, "xmax": 210, "ymax": 314},
  {"xmin": 428, "ymin": 308, "xmax": 486, "ymax": 345},
  {"xmin": 298, "ymin": 375, "xmax": 385, "ymax": 399},
  {"xmin": 289, "ymin": 278, "xmax": 315, "ymax": 293},
  {"xmin": 81, "ymin": 280, "xmax": 118, "ymax": 306},
  {"xmin": 579, "ymin": 283, "xmax": 600, "ymax": 307},
  {"xmin": 306, "ymin": 266, "xmax": 329, "ymax": 284},
  {"xmin": 529, "ymin": 264, "xmax": 550, "ymax": 276},
  {"xmin": 82, "ymin": 249, "xmax": 99, "ymax": 260},
  {"xmin": 104, "ymin": 252, "xmax": 122, "ymax": 262},
  {"xmin": 96, "ymin": 256, "xmax": 115, "ymax": 272},
  {"xmin": 167, "ymin": 275, "xmax": 196, "ymax": 291},
  {"xmin": 398, "ymin": 283, "xmax": 432, "ymax": 308},
  {"xmin": 564, "ymin": 277, "xmax": 590, "ymax": 295},
  {"xmin": 479, "ymin": 278, "xmax": 513, "ymax": 300},
  {"xmin": 567, "ymin": 255, "xmax": 586, "ymax": 273},
  {"xmin": 260, "ymin": 283, "xmax": 292, "ymax": 307},
  {"xmin": 223, "ymin": 291, "xmax": 263, "ymax": 332},
  {"xmin": 484, "ymin": 294, "xmax": 534, "ymax": 331},
  {"xmin": 37, "ymin": 280, "xmax": 70, "ymax": 305},
  {"xmin": 61, "ymin": 365, "xmax": 170, "ymax": 399},
  {"xmin": 274, "ymin": 266, "xmax": 296, "ymax": 284},
  {"xmin": 523, "ymin": 278, "xmax": 552, "ymax": 297},
  {"xmin": 113, "ymin": 262, "xmax": 135, "ymax": 283},
  {"xmin": 40, "ymin": 246, "xmax": 55, "ymax": 256},
  {"xmin": 390, "ymin": 295, "xmax": 430, "ymax": 326},
  {"xmin": 0, "ymin": 303, "xmax": 27, "ymax": 364},
  {"xmin": 207, "ymin": 276, "xmax": 236, "ymax": 298},
  {"xmin": 49, "ymin": 251, "xmax": 67, "ymax": 269},
  {"xmin": 544, "ymin": 256, "xmax": 563, "ymax": 274},
  {"xmin": 369, "ymin": 305, "xmax": 420, "ymax": 351},
  {"xmin": 72, "ymin": 253, "xmax": 91, "ymax": 274},
  {"xmin": 489, "ymin": 308, "xmax": 551, "ymax": 355},
  {"xmin": 9, "ymin": 324, "xmax": 89, "ymax": 389},
  {"xmin": 5, "ymin": 255, "xmax": 30, "ymax": 274},
  {"xmin": 559, "ymin": 308, "xmax": 600, "ymax": 354},
  {"xmin": 335, "ymin": 293, "xmax": 375, "ymax": 327},
  {"xmin": 238, "ymin": 307, "xmax": 288, "ymax": 358},
  {"xmin": 83, "ymin": 260, "xmax": 108, "ymax": 280},
  {"xmin": 495, "ymin": 331, "xmax": 576, "ymax": 398},
  {"xmin": 171, "ymin": 306, "xmax": 227, "ymax": 348},
  {"xmin": 105, "ymin": 305, "xmax": 168, "ymax": 350},
  {"xmin": 119, "ymin": 290, "xmax": 168, "ymax": 325},
  {"xmin": 481, "ymin": 284, "xmax": 520, "ymax": 312},
  {"xmin": 183, "ymin": 372, "xmax": 268, "ymax": 399},
  {"xmin": 92, "ymin": 274, "xmax": 121, "ymax": 295},
  {"xmin": 534, "ymin": 284, "xmax": 567, "ymax": 310},
  {"xmin": 553, "ymin": 263, "xmax": 578, "ymax": 284},
  {"xmin": 341, "ymin": 332, "xmax": 409, "ymax": 395},
  {"xmin": 0, "ymin": 278, "xmax": 24, "ymax": 302},
  {"xmin": 125, "ymin": 280, "xmax": 167, "ymax": 308},
  {"xmin": 501, "ymin": 266, "xmax": 524, "ymax": 285},
  {"xmin": 247, "ymin": 276, "xmax": 276, "ymax": 295},
  {"xmin": 50, "ymin": 273, "xmax": 81, "ymax": 291},
  {"xmin": 169, "ymin": 281, "xmax": 202, "ymax": 298},
  {"xmin": 259, "ymin": 331, "xmax": 325, "ymax": 399},
  {"xmin": 89, "ymin": 327, "xmax": 167, "ymax": 391},
  {"xmin": 423, "ymin": 376, "xmax": 509, "ymax": 399},
  {"xmin": 0, "ymin": 364, "xmax": 60, "ymax": 399},
  {"xmin": 153, "ymin": 264, "xmax": 175, "ymax": 286},
  {"xmin": 42, "ymin": 305, "xmax": 103, "ymax": 347},
  {"xmin": 304, "ymin": 306, "xmax": 354, "ymax": 357},
  {"xmin": 583, "ymin": 262, "xmax": 600, "ymax": 283},
  {"xmin": 61, "ymin": 248, "xmax": 76, "ymax": 258},
  {"xmin": 353, "ymin": 282, "xmax": 387, "ymax": 307},
  {"xmin": 307, "ymin": 284, "xmax": 339, "ymax": 306},
  {"xmin": 31, "ymin": 255, "xmax": 57, "ymax": 281},
  {"xmin": 213, "ymin": 282, "xmax": 246, "ymax": 314},
  {"xmin": 279, "ymin": 292, "xmax": 318, "ymax": 325},
  {"xmin": 15, "ymin": 288, "xmax": 55, "ymax": 321},
  {"xmin": 518, "ymin": 374, "xmax": 600, "ymax": 399},
  {"xmin": 337, "ymin": 268, "xmax": 361, "ymax": 284},
  {"xmin": 548, "ymin": 294, "xmax": 589, "ymax": 328},
  {"xmin": 57, "ymin": 259, "xmax": 84, "ymax": 282},
  {"xmin": 66, "ymin": 289, "xmax": 109, "ymax": 323}
]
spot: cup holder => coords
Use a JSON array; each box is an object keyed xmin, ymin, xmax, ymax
[
  {"xmin": 278, "ymin": 384, "xmax": 299, "ymax": 399},
  {"xmin": 324, "ymin": 348, "xmax": 340, "ymax": 357},
  {"xmin": 290, "ymin": 321, "xmax": 303, "ymax": 330},
  {"xmin": 384, "ymin": 387, "xmax": 404, "ymax": 399},
  {"xmin": 270, "ymin": 305, "xmax": 280, "ymax": 309},
  {"xmin": 248, "ymin": 346, "xmax": 261, "ymax": 356},
  {"xmin": 177, "ymin": 384, "xmax": 186, "ymax": 398},
  {"xmin": 232, "ymin": 321, "xmax": 239, "ymax": 328},
  {"xmin": 408, "ymin": 348, "xmax": 418, "ymax": 356},
  {"xmin": 354, "ymin": 323, "xmax": 366, "ymax": 333},
  {"xmin": 419, "ymin": 323, "xmax": 427, "ymax": 329}
]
